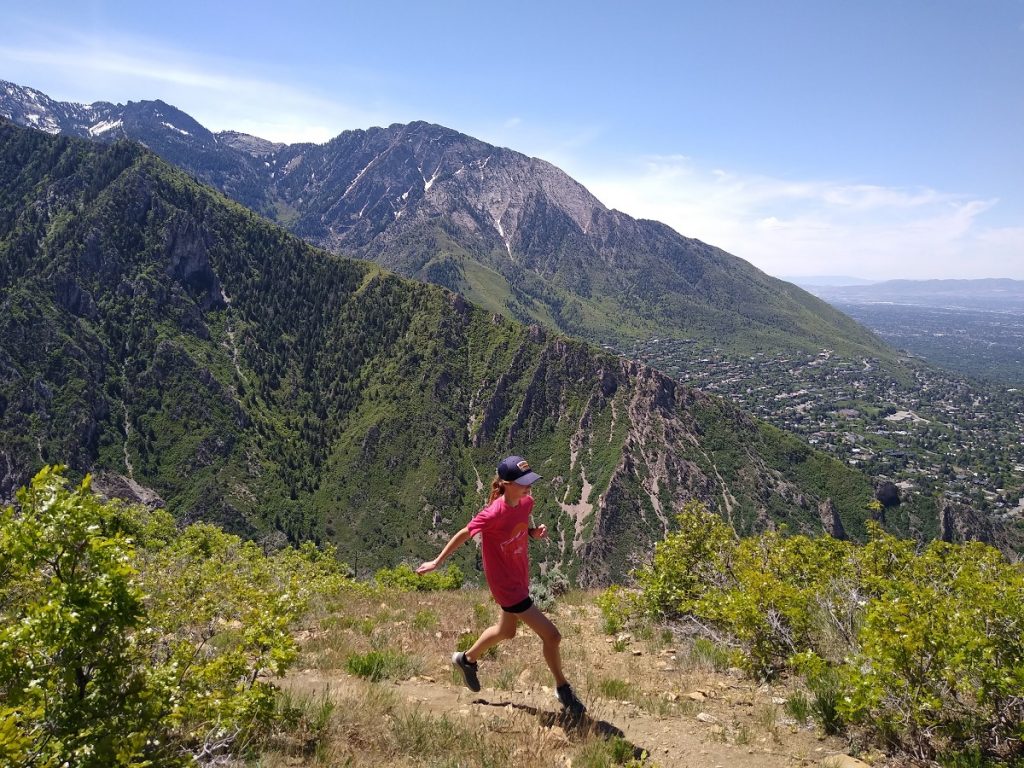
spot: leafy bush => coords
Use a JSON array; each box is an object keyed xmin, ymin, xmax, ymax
[
  {"xmin": 533, "ymin": 564, "xmax": 570, "ymax": 611},
  {"xmin": 622, "ymin": 500, "xmax": 1024, "ymax": 762},
  {"xmin": 375, "ymin": 562, "xmax": 464, "ymax": 591},
  {"xmin": 633, "ymin": 500, "xmax": 735, "ymax": 619},
  {"xmin": 596, "ymin": 585, "xmax": 634, "ymax": 635},
  {"xmin": 0, "ymin": 466, "xmax": 349, "ymax": 766},
  {"xmin": 631, "ymin": 501, "xmax": 856, "ymax": 677},
  {"xmin": 0, "ymin": 467, "xmax": 158, "ymax": 767},
  {"xmin": 840, "ymin": 540, "xmax": 1024, "ymax": 760}
]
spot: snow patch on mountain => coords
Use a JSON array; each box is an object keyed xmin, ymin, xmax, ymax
[
  {"xmin": 344, "ymin": 152, "xmax": 384, "ymax": 198},
  {"xmin": 89, "ymin": 120, "xmax": 123, "ymax": 136},
  {"xmin": 161, "ymin": 122, "xmax": 191, "ymax": 136}
]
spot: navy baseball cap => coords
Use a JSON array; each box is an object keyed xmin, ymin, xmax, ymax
[{"xmin": 497, "ymin": 455, "xmax": 542, "ymax": 486}]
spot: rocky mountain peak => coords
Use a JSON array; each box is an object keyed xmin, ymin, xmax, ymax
[
  {"xmin": 269, "ymin": 119, "xmax": 606, "ymax": 258},
  {"xmin": 217, "ymin": 130, "xmax": 286, "ymax": 156},
  {"xmin": 1, "ymin": 79, "xmax": 95, "ymax": 135}
]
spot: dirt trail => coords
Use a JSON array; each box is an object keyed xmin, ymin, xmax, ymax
[
  {"xmin": 278, "ymin": 593, "xmax": 859, "ymax": 767},
  {"xmin": 283, "ymin": 661, "xmax": 848, "ymax": 767}
]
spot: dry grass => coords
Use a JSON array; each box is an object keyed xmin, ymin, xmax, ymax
[
  {"xmin": 260, "ymin": 681, "xmax": 638, "ymax": 768},
  {"xmin": 263, "ymin": 585, "xmax": 845, "ymax": 767}
]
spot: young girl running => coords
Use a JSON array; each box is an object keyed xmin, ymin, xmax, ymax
[{"xmin": 416, "ymin": 455, "xmax": 586, "ymax": 717}]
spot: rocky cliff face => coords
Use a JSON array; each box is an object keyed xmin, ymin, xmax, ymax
[
  {"xmin": 817, "ymin": 498, "xmax": 848, "ymax": 540},
  {"xmin": 939, "ymin": 497, "xmax": 996, "ymax": 545},
  {"xmin": 1, "ymin": 80, "xmax": 888, "ymax": 359}
]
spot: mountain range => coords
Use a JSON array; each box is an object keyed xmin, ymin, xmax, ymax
[
  {"xmin": 1, "ymin": 80, "xmax": 889, "ymax": 361},
  {"xmin": 0, "ymin": 120, "xmax": 930, "ymax": 582}
]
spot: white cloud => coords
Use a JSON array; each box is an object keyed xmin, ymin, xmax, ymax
[
  {"xmin": 580, "ymin": 156, "xmax": 1019, "ymax": 280},
  {"xmin": 0, "ymin": 31, "xmax": 390, "ymax": 143}
]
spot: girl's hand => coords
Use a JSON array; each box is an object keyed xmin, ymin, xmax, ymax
[
  {"xmin": 416, "ymin": 559, "xmax": 439, "ymax": 574},
  {"xmin": 531, "ymin": 524, "xmax": 548, "ymax": 540}
]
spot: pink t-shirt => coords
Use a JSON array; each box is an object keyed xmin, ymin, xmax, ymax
[{"xmin": 467, "ymin": 495, "xmax": 533, "ymax": 607}]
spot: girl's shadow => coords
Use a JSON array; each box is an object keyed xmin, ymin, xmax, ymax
[{"xmin": 471, "ymin": 697, "xmax": 648, "ymax": 759}]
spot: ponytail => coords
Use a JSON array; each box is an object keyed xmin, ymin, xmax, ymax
[{"xmin": 488, "ymin": 475, "xmax": 505, "ymax": 503}]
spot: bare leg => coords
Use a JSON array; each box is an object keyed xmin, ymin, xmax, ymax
[
  {"xmin": 465, "ymin": 608, "xmax": 518, "ymax": 663},
  {"xmin": 517, "ymin": 605, "xmax": 567, "ymax": 686}
]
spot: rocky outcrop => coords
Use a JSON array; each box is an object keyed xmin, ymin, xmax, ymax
[
  {"xmin": 92, "ymin": 472, "xmax": 165, "ymax": 508},
  {"xmin": 216, "ymin": 130, "xmax": 285, "ymax": 157},
  {"xmin": 55, "ymin": 277, "xmax": 97, "ymax": 319},
  {"xmin": 874, "ymin": 479, "xmax": 901, "ymax": 507},
  {"xmin": 818, "ymin": 498, "xmax": 847, "ymax": 539},
  {"xmin": 0, "ymin": 449, "xmax": 21, "ymax": 503},
  {"xmin": 164, "ymin": 213, "xmax": 226, "ymax": 312},
  {"xmin": 939, "ymin": 497, "xmax": 994, "ymax": 544}
]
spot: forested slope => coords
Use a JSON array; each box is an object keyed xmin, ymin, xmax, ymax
[{"xmin": 0, "ymin": 122, "xmax": 916, "ymax": 581}]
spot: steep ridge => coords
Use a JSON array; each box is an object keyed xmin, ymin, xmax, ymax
[
  {"xmin": 0, "ymin": 81, "xmax": 275, "ymax": 215},
  {"xmin": 1, "ymin": 81, "xmax": 888, "ymax": 360},
  {"xmin": 0, "ymin": 122, "xmax": 905, "ymax": 581}
]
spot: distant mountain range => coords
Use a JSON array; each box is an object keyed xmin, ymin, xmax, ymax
[
  {"xmin": 1, "ymin": 79, "xmax": 889, "ymax": 361},
  {"xmin": 804, "ymin": 278, "xmax": 1024, "ymax": 313},
  {"xmin": 0, "ymin": 122, "xmax": 908, "ymax": 582}
]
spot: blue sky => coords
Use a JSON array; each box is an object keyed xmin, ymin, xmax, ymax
[{"xmin": 4, "ymin": 0, "xmax": 1023, "ymax": 280}]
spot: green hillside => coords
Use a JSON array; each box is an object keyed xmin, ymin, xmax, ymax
[{"xmin": 0, "ymin": 123, "xmax": 926, "ymax": 581}]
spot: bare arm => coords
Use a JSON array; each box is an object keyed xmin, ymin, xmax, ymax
[{"xmin": 416, "ymin": 526, "xmax": 472, "ymax": 574}]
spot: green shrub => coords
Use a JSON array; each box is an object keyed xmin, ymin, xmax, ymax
[
  {"xmin": 634, "ymin": 502, "xmax": 857, "ymax": 677},
  {"xmin": 840, "ymin": 539, "xmax": 1024, "ymax": 760},
  {"xmin": 533, "ymin": 564, "xmax": 570, "ymax": 611},
  {"xmin": 634, "ymin": 500, "xmax": 735, "ymax": 619},
  {"xmin": 706, "ymin": 531, "xmax": 853, "ymax": 677},
  {"xmin": 374, "ymin": 562, "xmax": 464, "ymax": 591},
  {"xmin": 626, "ymin": 500, "xmax": 1024, "ymax": 763},
  {"xmin": 596, "ymin": 585, "xmax": 635, "ymax": 635},
  {"xmin": 0, "ymin": 467, "xmax": 160, "ymax": 767},
  {"xmin": 0, "ymin": 466, "xmax": 349, "ymax": 766}
]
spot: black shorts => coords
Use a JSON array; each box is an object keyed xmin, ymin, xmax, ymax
[{"xmin": 501, "ymin": 596, "xmax": 534, "ymax": 614}]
